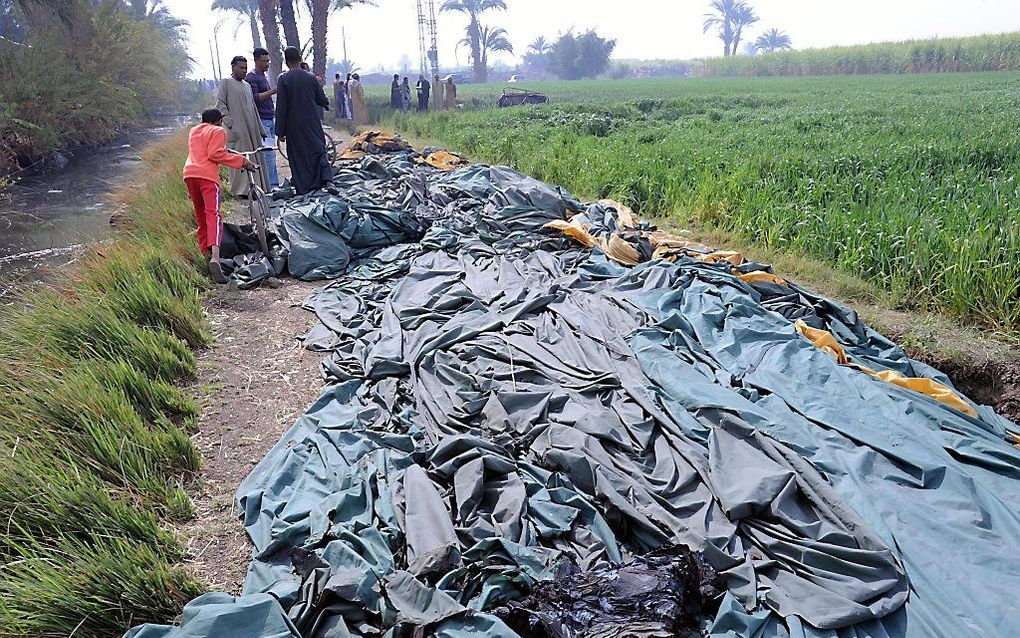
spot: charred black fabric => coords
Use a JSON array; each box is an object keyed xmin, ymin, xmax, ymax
[
  {"xmin": 496, "ymin": 545, "xmax": 722, "ymax": 638},
  {"xmin": 218, "ymin": 223, "xmax": 287, "ymax": 289}
]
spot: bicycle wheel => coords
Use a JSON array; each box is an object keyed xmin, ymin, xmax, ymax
[
  {"xmin": 324, "ymin": 131, "xmax": 339, "ymax": 167},
  {"xmin": 250, "ymin": 192, "xmax": 271, "ymax": 256}
]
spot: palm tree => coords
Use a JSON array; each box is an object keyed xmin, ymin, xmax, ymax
[
  {"xmin": 703, "ymin": 0, "xmax": 734, "ymax": 57},
  {"xmin": 730, "ymin": 3, "xmax": 759, "ymax": 56},
  {"xmin": 703, "ymin": 0, "xmax": 757, "ymax": 57},
  {"xmin": 279, "ymin": 0, "xmax": 299, "ymax": 48},
  {"xmin": 128, "ymin": 0, "xmax": 188, "ymax": 43},
  {"xmin": 458, "ymin": 23, "xmax": 511, "ymax": 74},
  {"xmin": 528, "ymin": 35, "xmax": 550, "ymax": 56},
  {"xmin": 754, "ymin": 28, "xmax": 792, "ymax": 53},
  {"xmin": 307, "ymin": 0, "xmax": 373, "ymax": 80},
  {"xmin": 256, "ymin": 0, "xmax": 283, "ymax": 78},
  {"xmin": 441, "ymin": 0, "xmax": 507, "ymax": 83},
  {"xmin": 337, "ymin": 58, "xmax": 358, "ymax": 76},
  {"xmin": 211, "ymin": 0, "xmax": 261, "ymax": 50}
]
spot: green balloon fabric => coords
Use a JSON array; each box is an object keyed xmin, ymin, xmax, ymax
[{"xmin": 128, "ymin": 150, "xmax": 1020, "ymax": 638}]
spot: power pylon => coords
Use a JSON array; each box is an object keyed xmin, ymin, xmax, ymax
[{"xmin": 416, "ymin": 0, "xmax": 440, "ymax": 78}]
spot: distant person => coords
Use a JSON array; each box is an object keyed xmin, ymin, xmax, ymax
[
  {"xmin": 401, "ymin": 76, "xmax": 411, "ymax": 111},
  {"xmin": 390, "ymin": 74, "xmax": 401, "ymax": 110},
  {"xmin": 445, "ymin": 76, "xmax": 457, "ymax": 110},
  {"xmin": 245, "ymin": 47, "xmax": 280, "ymax": 190},
  {"xmin": 349, "ymin": 73, "xmax": 368, "ymax": 125},
  {"xmin": 276, "ymin": 46, "xmax": 331, "ymax": 194},
  {"xmin": 416, "ymin": 74, "xmax": 431, "ymax": 112},
  {"xmin": 344, "ymin": 73, "xmax": 354, "ymax": 120},
  {"xmin": 216, "ymin": 55, "xmax": 269, "ymax": 197},
  {"xmin": 334, "ymin": 73, "xmax": 352, "ymax": 120},
  {"xmin": 433, "ymin": 74, "xmax": 444, "ymax": 111},
  {"xmin": 338, "ymin": 72, "xmax": 350, "ymax": 118},
  {"xmin": 183, "ymin": 108, "xmax": 254, "ymax": 283}
]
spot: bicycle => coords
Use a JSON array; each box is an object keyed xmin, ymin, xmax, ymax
[
  {"xmin": 324, "ymin": 127, "xmax": 340, "ymax": 166},
  {"xmin": 229, "ymin": 147, "xmax": 276, "ymax": 256},
  {"xmin": 278, "ymin": 127, "xmax": 341, "ymax": 168}
]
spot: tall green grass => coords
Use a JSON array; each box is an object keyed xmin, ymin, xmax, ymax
[
  {"xmin": 388, "ymin": 73, "xmax": 1020, "ymax": 331},
  {"xmin": 0, "ymin": 131, "xmax": 210, "ymax": 637},
  {"xmin": 703, "ymin": 32, "xmax": 1020, "ymax": 77}
]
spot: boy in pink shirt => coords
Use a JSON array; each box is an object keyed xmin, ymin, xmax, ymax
[{"xmin": 183, "ymin": 109, "xmax": 254, "ymax": 283}]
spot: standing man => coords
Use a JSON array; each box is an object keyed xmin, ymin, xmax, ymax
[
  {"xmin": 333, "ymin": 73, "xmax": 347, "ymax": 119},
  {"xmin": 276, "ymin": 47, "xmax": 331, "ymax": 195},
  {"xmin": 390, "ymin": 74, "xmax": 401, "ymax": 110},
  {"xmin": 216, "ymin": 55, "xmax": 269, "ymax": 197},
  {"xmin": 416, "ymin": 74, "xmax": 431, "ymax": 112},
  {"xmin": 433, "ymin": 74, "xmax": 444, "ymax": 111},
  {"xmin": 349, "ymin": 73, "xmax": 368, "ymax": 125},
  {"xmin": 245, "ymin": 48, "xmax": 280, "ymax": 191},
  {"xmin": 445, "ymin": 76, "xmax": 458, "ymax": 110}
]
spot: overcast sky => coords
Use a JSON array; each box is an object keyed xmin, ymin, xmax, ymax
[{"xmin": 167, "ymin": 0, "xmax": 1020, "ymax": 79}]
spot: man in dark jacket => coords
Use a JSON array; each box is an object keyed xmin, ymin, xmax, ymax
[
  {"xmin": 275, "ymin": 47, "xmax": 331, "ymax": 194},
  {"xmin": 416, "ymin": 75, "xmax": 431, "ymax": 112},
  {"xmin": 390, "ymin": 74, "xmax": 401, "ymax": 110}
]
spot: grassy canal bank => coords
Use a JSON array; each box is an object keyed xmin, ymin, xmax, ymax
[{"xmin": 0, "ymin": 132, "xmax": 207, "ymax": 636}]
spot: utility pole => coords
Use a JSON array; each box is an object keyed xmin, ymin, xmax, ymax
[
  {"xmin": 416, "ymin": 0, "xmax": 440, "ymax": 78},
  {"xmin": 342, "ymin": 26, "xmax": 349, "ymax": 74},
  {"xmin": 208, "ymin": 40, "xmax": 218, "ymax": 82},
  {"xmin": 427, "ymin": 0, "xmax": 439, "ymax": 78},
  {"xmin": 416, "ymin": 0, "xmax": 428, "ymax": 77}
]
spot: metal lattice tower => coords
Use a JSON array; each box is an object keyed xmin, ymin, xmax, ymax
[
  {"xmin": 427, "ymin": 0, "xmax": 440, "ymax": 78},
  {"xmin": 416, "ymin": 0, "xmax": 429, "ymax": 77},
  {"xmin": 416, "ymin": 0, "xmax": 440, "ymax": 78}
]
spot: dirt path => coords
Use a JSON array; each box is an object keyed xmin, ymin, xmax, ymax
[
  {"xmin": 177, "ymin": 278, "xmax": 323, "ymax": 592},
  {"xmin": 176, "ymin": 128, "xmax": 355, "ymax": 592}
]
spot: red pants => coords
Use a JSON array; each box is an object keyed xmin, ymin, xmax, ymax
[{"xmin": 185, "ymin": 178, "xmax": 222, "ymax": 256}]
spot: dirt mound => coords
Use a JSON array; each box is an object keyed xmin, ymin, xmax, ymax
[{"xmin": 924, "ymin": 357, "xmax": 1020, "ymax": 425}]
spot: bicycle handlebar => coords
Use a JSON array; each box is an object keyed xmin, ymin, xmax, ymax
[{"xmin": 228, "ymin": 147, "xmax": 278, "ymax": 158}]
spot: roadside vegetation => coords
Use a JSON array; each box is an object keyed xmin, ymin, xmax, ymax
[
  {"xmin": 0, "ymin": 132, "xmax": 209, "ymax": 637},
  {"xmin": 0, "ymin": 0, "xmax": 187, "ymax": 177},
  {"xmin": 387, "ymin": 72, "xmax": 1020, "ymax": 332}
]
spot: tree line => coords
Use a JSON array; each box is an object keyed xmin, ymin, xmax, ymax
[
  {"xmin": 0, "ymin": 0, "xmax": 188, "ymax": 173},
  {"xmin": 703, "ymin": 0, "xmax": 791, "ymax": 56},
  {"xmin": 213, "ymin": 0, "xmax": 514, "ymax": 84},
  {"xmin": 215, "ymin": 0, "xmax": 374, "ymax": 81}
]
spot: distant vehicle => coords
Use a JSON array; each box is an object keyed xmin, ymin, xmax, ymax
[
  {"xmin": 499, "ymin": 88, "xmax": 549, "ymax": 108},
  {"xmin": 507, "ymin": 74, "xmax": 525, "ymax": 83},
  {"xmin": 442, "ymin": 74, "xmax": 470, "ymax": 85}
]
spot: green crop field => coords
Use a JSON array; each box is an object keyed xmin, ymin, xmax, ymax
[
  {"xmin": 703, "ymin": 32, "xmax": 1020, "ymax": 77},
  {"xmin": 383, "ymin": 73, "xmax": 1020, "ymax": 331}
]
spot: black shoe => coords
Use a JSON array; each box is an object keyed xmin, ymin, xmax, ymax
[{"xmin": 208, "ymin": 259, "xmax": 228, "ymax": 284}]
